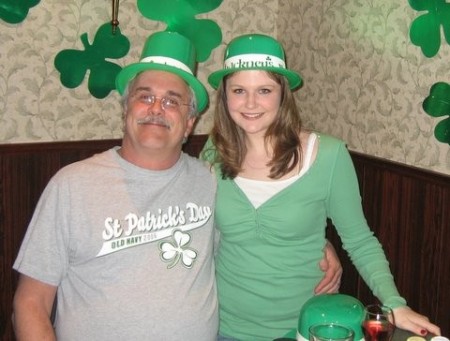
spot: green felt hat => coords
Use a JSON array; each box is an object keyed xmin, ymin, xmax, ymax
[
  {"xmin": 116, "ymin": 31, "xmax": 208, "ymax": 113},
  {"xmin": 208, "ymin": 33, "xmax": 302, "ymax": 90}
]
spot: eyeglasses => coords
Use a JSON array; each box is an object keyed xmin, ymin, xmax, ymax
[{"xmin": 132, "ymin": 91, "xmax": 191, "ymax": 112}]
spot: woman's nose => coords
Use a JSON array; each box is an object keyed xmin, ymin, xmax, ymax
[{"xmin": 245, "ymin": 93, "xmax": 257, "ymax": 108}]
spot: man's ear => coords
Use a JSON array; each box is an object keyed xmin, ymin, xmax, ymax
[
  {"xmin": 121, "ymin": 109, "xmax": 128, "ymax": 133},
  {"xmin": 185, "ymin": 116, "xmax": 197, "ymax": 137}
]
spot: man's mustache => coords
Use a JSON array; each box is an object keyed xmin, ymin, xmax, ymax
[{"xmin": 137, "ymin": 115, "xmax": 171, "ymax": 129}]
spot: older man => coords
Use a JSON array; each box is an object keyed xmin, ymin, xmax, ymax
[{"xmin": 12, "ymin": 31, "xmax": 218, "ymax": 340}]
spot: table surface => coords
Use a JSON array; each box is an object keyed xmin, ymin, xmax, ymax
[
  {"xmin": 278, "ymin": 327, "xmax": 432, "ymax": 341},
  {"xmin": 393, "ymin": 328, "xmax": 433, "ymax": 341}
]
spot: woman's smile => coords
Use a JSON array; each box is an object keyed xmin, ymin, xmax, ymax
[{"xmin": 240, "ymin": 112, "xmax": 265, "ymax": 119}]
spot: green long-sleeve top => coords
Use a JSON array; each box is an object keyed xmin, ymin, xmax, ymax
[{"xmin": 202, "ymin": 134, "xmax": 406, "ymax": 341}]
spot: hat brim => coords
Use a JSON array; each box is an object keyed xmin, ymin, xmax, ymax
[
  {"xmin": 208, "ymin": 67, "xmax": 302, "ymax": 90},
  {"xmin": 116, "ymin": 63, "xmax": 208, "ymax": 113}
]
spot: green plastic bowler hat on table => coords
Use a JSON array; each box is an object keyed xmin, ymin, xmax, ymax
[
  {"xmin": 208, "ymin": 33, "xmax": 302, "ymax": 90},
  {"xmin": 116, "ymin": 31, "xmax": 208, "ymax": 113},
  {"xmin": 297, "ymin": 294, "xmax": 365, "ymax": 341}
]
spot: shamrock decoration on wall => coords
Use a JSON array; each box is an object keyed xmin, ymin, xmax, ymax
[
  {"xmin": 54, "ymin": 22, "xmax": 130, "ymax": 99},
  {"xmin": 0, "ymin": 0, "xmax": 40, "ymax": 24},
  {"xmin": 409, "ymin": 0, "xmax": 450, "ymax": 57},
  {"xmin": 423, "ymin": 82, "xmax": 450, "ymax": 145},
  {"xmin": 53, "ymin": 0, "xmax": 222, "ymax": 99},
  {"xmin": 137, "ymin": 0, "xmax": 223, "ymax": 62}
]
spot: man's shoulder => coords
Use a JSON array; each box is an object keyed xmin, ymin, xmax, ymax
[
  {"xmin": 53, "ymin": 148, "xmax": 116, "ymax": 179},
  {"xmin": 182, "ymin": 153, "xmax": 216, "ymax": 191},
  {"xmin": 182, "ymin": 153, "xmax": 213, "ymax": 174}
]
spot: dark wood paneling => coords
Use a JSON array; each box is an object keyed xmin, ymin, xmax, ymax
[
  {"xmin": 1, "ymin": 136, "xmax": 448, "ymax": 340},
  {"xmin": 327, "ymin": 152, "xmax": 450, "ymax": 336}
]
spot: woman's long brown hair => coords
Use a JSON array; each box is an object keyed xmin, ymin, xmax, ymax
[{"xmin": 209, "ymin": 71, "xmax": 303, "ymax": 179}]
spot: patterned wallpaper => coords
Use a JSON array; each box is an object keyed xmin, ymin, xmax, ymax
[
  {"xmin": 278, "ymin": 1, "xmax": 450, "ymax": 175},
  {"xmin": 0, "ymin": 0, "xmax": 449, "ymax": 174}
]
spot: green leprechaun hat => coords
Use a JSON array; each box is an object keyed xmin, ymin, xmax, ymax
[
  {"xmin": 116, "ymin": 31, "xmax": 208, "ymax": 113},
  {"xmin": 208, "ymin": 33, "xmax": 302, "ymax": 90}
]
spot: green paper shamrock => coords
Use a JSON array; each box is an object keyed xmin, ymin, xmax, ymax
[
  {"xmin": 54, "ymin": 22, "xmax": 130, "ymax": 99},
  {"xmin": 0, "ymin": 0, "xmax": 40, "ymax": 24},
  {"xmin": 137, "ymin": 0, "xmax": 223, "ymax": 62},
  {"xmin": 423, "ymin": 82, "xmax": 450, "ymax": 145},
  {"xmin": 409, "ymin": 0, "xmax": 450, "ymax": 57}
]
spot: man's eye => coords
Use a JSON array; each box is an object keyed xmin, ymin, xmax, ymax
[
  {"xmin": 139, "ymin": 94, "xmax": 153, "ymax": 103},
  {"xmin": 164, "ymin": 98, "xmax": 180, "ymax": 107}
]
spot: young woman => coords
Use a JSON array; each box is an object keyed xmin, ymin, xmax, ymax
[{"xmin": 202, "ymin": 33, "xmax": 441, "ymax": 341}]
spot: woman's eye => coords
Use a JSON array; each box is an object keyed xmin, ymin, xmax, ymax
[
  {"xmin": 232, "ymin": 89, "xmax": 244, "ymax": 94},
  {"xmin": 259, "ymin": 88, "xmax": 271, "ymax": 94}
]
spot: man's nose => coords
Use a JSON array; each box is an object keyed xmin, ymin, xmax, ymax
[{"xmin": 148, "ymin": 98, "xmax": 164, "ymax": 115}]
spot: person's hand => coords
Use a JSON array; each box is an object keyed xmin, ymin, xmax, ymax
[
  {"xmin": 314, "ymin": 241, "xmax": 342, "ymax": 294},
  {"xmin": 393, "ymin": 306, "xmax": 441, "ymax": 336}
]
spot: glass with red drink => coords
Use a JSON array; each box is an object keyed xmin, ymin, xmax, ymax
[{"xmin": 362, "ymin": 304, "xmax": 395, "ymax": 341}]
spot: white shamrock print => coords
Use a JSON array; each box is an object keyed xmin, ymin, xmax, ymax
[{"xmin": 159, "ymin": 230, "xmax": 197, "ymax": 269}]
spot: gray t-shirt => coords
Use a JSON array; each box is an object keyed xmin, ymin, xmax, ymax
[{"xmin": 14, "ymin": 148, "xmax": 218, "ymax": 340}]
